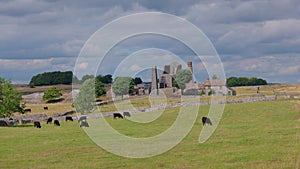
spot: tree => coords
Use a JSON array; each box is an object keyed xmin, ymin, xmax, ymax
[
  {"xmin": 72, "ymin": 75, "xmax": 81, "ymax": 85},
  {"xmin": 199, "ymin": 89, "xmax": 206, "ymax": 95},
  {"xmin": 0, "ymin": 78, "xmax": 24, "ymax": 118},
  {"xmin": 238, "ymin": 77, "xmax": 249, "ymax": 86},
  {"xmin": 95, "ymin": 78, "xmax": 106, "ymax": 98},
  {"xmin": 133, "ymin": 77, "xmax": 142, "ymax": 85},
  {"xmin": 227, "ymin": 76, "xmax": 268, "ymax": 87},
  {"xmin": 212, "ymin": 74, "xmax": 218, "ymax": 80},
  {"xmin": 173, "ymin": 79, "xmax": 179, "ymax": 88},
  {"xmin": 81, "ymin": 74, "xmax": 94, "ymax": 83},
  {"xmin": 227, "ymin": 77, "xmax": 239, "ymax": 87},
  {"xmin": 96, "ymin": 74, "xmax": 113, "ymax": 84},
  {"xmin": 175, "ymin": 69, "xmax": 192, "ymax": 93},
  {"xmin": 208, "ymin": 89, "xmax": 215, "ymax": 96},
  {"xmin": 73, "ymin": 78, "xmax": 96, "ymax": 114},
  {"xmin": 256, "ymin": 78, "xmax": 267, "ymax": 85},
  {"xmin": 43, "ymin": 87, "xmax": 62, "ymax": 102},
  {"xmin": 112, "ymin": 77, "xmax": 134, "ymax": 99}
]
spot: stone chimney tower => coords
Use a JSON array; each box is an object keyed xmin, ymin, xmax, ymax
[
  {"xmin": 187, "ymin": 61, "xmax": 193, "ymax": 82},
  {"xmin": 187, "ymin": 61, "xmax": 193, "ymax": 73},
  {"xmin": 151, "ymin": 66, "xmax": 158, "ymax": 95}
]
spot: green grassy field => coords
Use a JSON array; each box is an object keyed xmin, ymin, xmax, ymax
[
  {"xmin": 1, "ymin": 100, "xmax": 299, "ymax": 169},
  {"xmin": 21, "ymin": 103, "xmax": 75, "ymax": 116}
]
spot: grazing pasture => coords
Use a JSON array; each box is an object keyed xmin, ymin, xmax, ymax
[
  {"xmin": 0, "ymin": 100, "xmax": 299, "ymax": 168},
  {"xmin": 20, "ymin": 103, "xmax": 74, "ymax": 116}
]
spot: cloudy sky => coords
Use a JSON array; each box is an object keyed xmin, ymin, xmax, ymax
[{"xmin": 0, "ymin": 0, "xmax": 299, "ymax": 83}]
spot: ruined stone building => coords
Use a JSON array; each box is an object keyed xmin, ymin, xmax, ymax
[
  {"xmin": 150, "ymin": 61, "xmax": 236, "ymax": 96},
  {"xmin": 159, "ymin": 61, "xmax": 182, "ymax": 89}
]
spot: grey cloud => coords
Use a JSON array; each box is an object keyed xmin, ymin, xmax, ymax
[
  {"xmin": 0, "ymin": 0, "xmax": 299, "ymax": 83},
  {"xmin": 0, "ymin": 0, "xmax": 60, "ymax": 17},
  {"xmin": 0, "ymin": 57, "xmax": 75, "ymax": 83},
  {"xmin": 185, "ymin": 0, "xmax": 300, "ymax": 24}
]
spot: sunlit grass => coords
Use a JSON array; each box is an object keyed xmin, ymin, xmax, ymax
[
  {"xmin": 16, "ymin": 103, "xmax": 74, "ymax": 116},
  {"xmin": 1, "ymin": 100, "xmax": 299, "ymax": 168}
]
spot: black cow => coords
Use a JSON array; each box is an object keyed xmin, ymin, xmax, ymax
[
  {"xmin": 24, "ymin": 108, "xmax": 31, "ymax": 113},
  {"xmin": 44, "ymin": 106, "xmax": 48, "ymax": 110},
  {"xmin": 202, "ymin": 117, "xmax": 212, "ymax": 126},
  {"xmin": 0, "ymin": 120, "xmax": 8, "ymax": 127},
  {"xmin": 54, "ymin": 120, "xmax": 60, "ymax": 126},
  {"xmin": 34, "ymin": 121, "xmax": 41, "ymax": 128},
  {"xmin": 113, "ymin": 113, "xmax": 123, "ymax": 119},
  {"xmin": 123, "ymin": 112, "xmax": 131, "ymax": 117},
  {"xmin": 65, "ymin": 116, "xmax": 73, "ymax": 122},
  {"xmin": 80, "ymin": 121, "xmax": 89, "ymax": 127},
  {"xmin": 47, "ymin": 117, "xmax": 53, "ymax": 124},
  {"xmin": 78, "ymin": 116, "xmax": 87, "ymax": 122}
]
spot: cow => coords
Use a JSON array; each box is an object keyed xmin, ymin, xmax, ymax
[
  {"xmin": 80, "ymin": 121, "xmax": 89, "ymax": 127},
  {"xmin": 113, "ymin": 113, "xmax": 123, "ymax": 119},
  {"xmin": 123, "ymin": 112, "xmax": 131, "ymax": 117},
  {"xmin": 44, "ymin": 106, "xmax": 48, "ymax": 110},
  {"xmin": 8, "ymin": 118, "xmax": 19, "ymax": 126},
  {"xmin": 78, "ymin": 116, "xmax": 87, "ymax": 122},
  {"xmin": 34, "ymin": 121, "xmax": 41, "ymax": 128},
  {"xmin": 0, "ymin": 120, "xmax": 8, "ymax": 127},
  {"xmin": 202, "ymin": 117, "xmax": 212, "ymax": 126},
  {"xmin": 54, "ymin": 120, "xmax": 60, "ymax": 126},
  {"xmin": 65, "ymin": 116, "xmax": 73, "ymax": 122},
  {"xmin": 47, "ymin": 117, "xmax": 53, "ymax": 124},
  {"xmin": 24, "ymin": 108, "xmax": 31, "ymax": 113}
]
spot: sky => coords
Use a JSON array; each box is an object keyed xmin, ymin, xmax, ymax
[{"xmin": 0, "ymin": 0, "xmax": 299, "ymax": 84}]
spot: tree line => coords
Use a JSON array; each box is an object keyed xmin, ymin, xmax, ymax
[
  {"xmin": 29, "ymin": 71, "xmax": 73, "ymax": 87},
  {"xmin": 29, "ymin": 71, "xmax": 143, "ymax": 87},
  {"xmin": 29, "ymin": 71, "xmax": 114, "ymax": 87},
  {"xmin": 227, "ymin": 77, "xmax": 267, "ymax": 87}
]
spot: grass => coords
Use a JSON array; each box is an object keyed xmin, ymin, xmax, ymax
[
  {"xmin": 15, "ymin": 84, "xmax": 78, "ymax": 95},
  {"xmin": 16, "ymin": 103, "xmax": 74, "ymax": 116},
  {"xmin": 233, "ymin": 84, "xmax": 300, "ymax": 96},
  {"xmin": 17, "ymin": 83, "xmax": 300, "ymax": 98},
  {"xmin": 1, "ymin": 100, "xmax": 299, "ymax": 168}
]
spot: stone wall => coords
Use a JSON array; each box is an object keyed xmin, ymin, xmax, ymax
[{"xmin": 1, "ymin": 95, "xmax": 292, "ymax": 122}]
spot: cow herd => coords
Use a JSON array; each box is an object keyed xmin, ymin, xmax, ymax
[
  {"xmin": 0, "ymin": 115, "xmax": 89, "ymax": 128},
  {"xmin": 0, "ymin": 110, "xmax": 213, "ymax": 128},
  {"xmin": 34, "ymin": 115, "xmax": 87, "ymax": 128}
]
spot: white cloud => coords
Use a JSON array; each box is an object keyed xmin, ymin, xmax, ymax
[
  {"xmin": 0, "ymin": 59, "xmax": 51, "ymax": 71},
  {"xmin": 130, "ymin": 64, "xmax": 142, "ymax": 71},
  {"xmin": 0, "ymin": 57, "xmax": 75, "ymax": 71},
  {"xmin": 77, "ymin": 62, "xmax": 88, "ymax": 69},
  {"xmin": 278, "ymin": 65, "xmax": 300, "ymax": 75}
]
